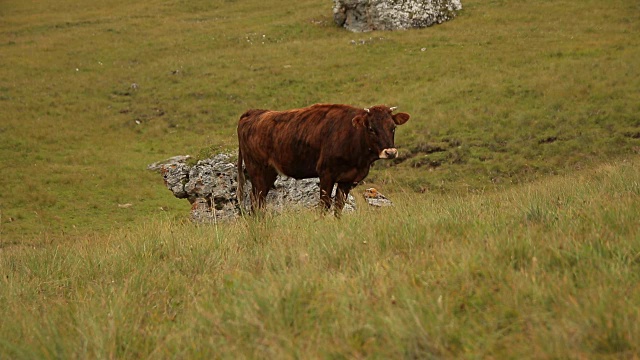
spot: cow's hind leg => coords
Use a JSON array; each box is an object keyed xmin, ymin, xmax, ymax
[
  {"xmin": 334, "ymin": 182, "xmax": 354, "ymax": 218},
  {"xmin": 250, "ymin": 167, "xmax": 278, "ymax": 213},
  {"xmin": 319, "ymin": 175, "xmax": 335, "ymax": 213}
]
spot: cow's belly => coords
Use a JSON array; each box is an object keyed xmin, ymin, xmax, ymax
[
  {"xmin": 268, "ymin": 146, "xmax": 320, "ymax": 179},
  {"xmin": 270, "ymin": 155, "xmax": 318, "ymax": 179},
  {"xmin": 278, "ymin": 164, "xmax": 318, "ymax": 180}
]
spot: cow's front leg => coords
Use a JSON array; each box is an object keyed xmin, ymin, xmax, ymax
[
  {"xmin": 318, "ymin": 175, "xmax": 335, "ymax": 212},
  {"xmin": 334, "ymin": 182, "xmax": 354, "ymax": 217}
]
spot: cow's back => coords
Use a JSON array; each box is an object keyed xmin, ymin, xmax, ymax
[{"xmin": 238, "ymin": 104, "xmax": 358, "ymax": 179}]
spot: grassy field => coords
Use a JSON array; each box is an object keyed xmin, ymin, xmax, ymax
[
  {"xmin": 1, "ymin": 0, "xmax": 639, "ymax": 357},
  {"xmin": 1, "ymin": 160, "xmax": 638, "ymax": 358},
  {"xmin": 1, "ymin": 0, "xmax": 638, "ymax": 239}
]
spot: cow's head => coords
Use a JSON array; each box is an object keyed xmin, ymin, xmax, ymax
[{"xmin": 352, "ymin": 105, "xmax": 410, "ymax": 159}]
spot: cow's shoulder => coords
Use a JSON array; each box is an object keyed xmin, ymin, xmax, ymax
[
  {"xmin": 307, "ymin": 103, "xmax": 356, "ymax": 111},
  {"xmin": 240, "ymin": 108, "xmax": 269, "ymax": 120}
]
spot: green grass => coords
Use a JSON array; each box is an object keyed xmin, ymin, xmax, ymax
[
  {"xmin": 1, "ymin": 0, "xmax": 639, "ymax": 239},
  {"xmin": 1, "ymin": 160, "xmax": 638, "ymax": 358},
  {"xmin": 0, "ymin": 0, "xmax": 639, "ymax": 357}
]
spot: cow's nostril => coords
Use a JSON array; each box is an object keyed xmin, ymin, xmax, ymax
[{"xmin": 385, "ymin": 149, "xmax": 398, "ymax": 159}]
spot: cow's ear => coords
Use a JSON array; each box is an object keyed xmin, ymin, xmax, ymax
[
  {"xmin": 352, "ymin": 115, "xmax": 367, "ymax": 128},
  {"xmin": 393, "ymin": 112, "xmax": 410, "ymax": 125}
]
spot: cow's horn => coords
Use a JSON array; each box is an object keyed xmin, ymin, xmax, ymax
[
  {"xmin": 390, "ymin": 106, "xmax": 398, "ymax": 112},
  {"xmin": 364, "ymin": 108, "xmax": 370, "ymax": 113}
]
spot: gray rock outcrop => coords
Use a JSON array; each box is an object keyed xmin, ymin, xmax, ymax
[
  {"xmin": 363, "ymin": 188, "xmax": 394, "ymax": 207},
  {"xmin": 333, "ymin": 0, "xmax": 462, "ymax": 32},
  {"xmin": 153, "ymin": 153, "xmax": 358, "ymax": 222}
]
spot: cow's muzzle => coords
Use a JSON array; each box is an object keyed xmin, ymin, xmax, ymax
[{"xmin": 379, "ymin": 148, "xmax": 398, "ymax": 159}]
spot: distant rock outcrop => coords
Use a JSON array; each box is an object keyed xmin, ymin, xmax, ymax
[{"xmin": 333, "ymin": 0, "xmax": 462, "ymax": 32}]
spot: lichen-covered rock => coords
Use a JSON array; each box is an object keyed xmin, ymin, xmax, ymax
[
  {"xmin": 333, "ymin": 0, "xmax": 462, "ymax": 32},
  {"xmin": 153, "ymin": 153, "xmax": 357, "ymax": 222},
  {"xmin": 147, "ymin": 155, "xmax": 191, "ymax": 172},
  {"xmin": 363, "ymin": 188, "xmax": 394, "ymax": 207},
  {"xmin": 160, "ymin": 161, "xmax": 191, "ymax": 200},
  {"xmin": 269, "ymin": 177, "xmax": 356, "ymax": 213},
  {"xmin": 190, "ymin": 197, "xmax": 239, "ymax": 223},
  {"xmin": 184, "ymin": 155, "xmax": 238, "ymax": 202}
]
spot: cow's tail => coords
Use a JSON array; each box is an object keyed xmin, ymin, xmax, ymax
[{"xmin": 236, "ymin": 146, "xmax": 246, "ymax": 214}]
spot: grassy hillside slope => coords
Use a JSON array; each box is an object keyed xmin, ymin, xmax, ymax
[
  {"xmin": 1, "ymin": 1, "xmax": 639, "ymax": 357},
  {"xmin": 1, "ymin": 0, "xmax": 639, "ymax": 240},
  {"xmin": 1, "ymin": 160, "xmax": 638, "ymax": 358}
]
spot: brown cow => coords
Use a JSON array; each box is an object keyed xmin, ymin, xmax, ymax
[{"xmin": 237, "ymin": 103, "xmax": 410, "ymax": 216}]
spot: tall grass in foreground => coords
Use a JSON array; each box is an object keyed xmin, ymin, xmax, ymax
[{"xmin": 1, "ymin": 160, "xmax": 639, "ymax": 358}]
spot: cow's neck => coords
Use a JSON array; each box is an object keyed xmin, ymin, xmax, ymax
[{"xmin": 353, "ymin": 128, "xmax": 379, "ymax": 167}]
